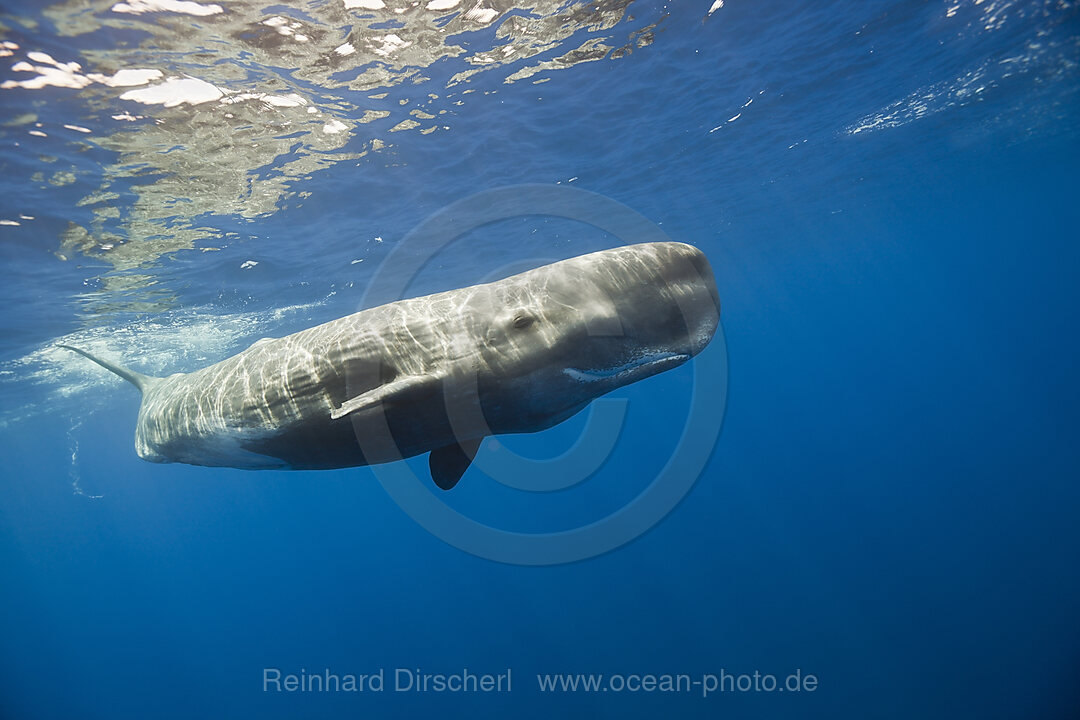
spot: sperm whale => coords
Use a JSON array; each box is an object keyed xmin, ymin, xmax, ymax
[{"xmin": 62, "ymin": 242, "xmax": 720, "ymax": 489}]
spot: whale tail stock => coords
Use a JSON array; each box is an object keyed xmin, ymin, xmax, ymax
[{"xmin": 58, "ymin": 344, "xmax": 160, "ymax": 394}]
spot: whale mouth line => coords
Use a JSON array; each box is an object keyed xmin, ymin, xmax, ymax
[{"xmin": 563, "ymin": 352, "xmax": 690, "ymax": 383}]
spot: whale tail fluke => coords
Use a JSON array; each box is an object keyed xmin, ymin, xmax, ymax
[{"xmin": 58, "ymin": 344, "xmax": 160, "ymax": 393}]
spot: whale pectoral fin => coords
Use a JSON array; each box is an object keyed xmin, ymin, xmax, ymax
[
  {"xmin": 429, "ymin": 437, "xmax": 484, "ymax": 491},
  {"xmin": 330, "ymin": 374, "xmax": 439, "ymax": 420}
]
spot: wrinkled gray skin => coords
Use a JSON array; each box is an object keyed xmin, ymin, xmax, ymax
[{"xmin": 63, "ymin": 242, "xmax": 720, "ymax": 489}]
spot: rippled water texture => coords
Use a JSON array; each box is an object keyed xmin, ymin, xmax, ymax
[{"xmin": 1, "ymin": 0, "xmax": 660, "ymax": 272}]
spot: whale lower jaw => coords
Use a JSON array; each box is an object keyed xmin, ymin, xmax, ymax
[{"xmin": 563, "ymin": 351, "xmax": 690, "ymax": 385}]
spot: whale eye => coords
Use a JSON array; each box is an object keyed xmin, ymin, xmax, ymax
[{"xmin": 512, "ymin": 314, "xmax": 535, "ymax": 329}]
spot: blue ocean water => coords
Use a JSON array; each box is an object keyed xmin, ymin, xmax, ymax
[{"xmin": 1, "ymin": 0, "xmax": 1079, "ymax": 717}]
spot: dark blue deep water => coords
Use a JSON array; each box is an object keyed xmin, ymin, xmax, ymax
[{"xmin": 1, "ymin": 0, "xmax": 1078, "ymax": 718}]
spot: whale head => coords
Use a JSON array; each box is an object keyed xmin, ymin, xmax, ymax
[{"xmin": 473, "ymin": 242, "xmax": 720, "ymax": 432}]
